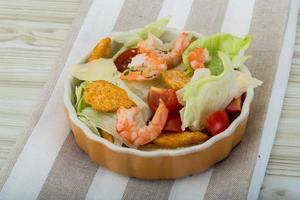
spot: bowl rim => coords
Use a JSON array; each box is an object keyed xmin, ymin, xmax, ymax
[{"xmin": 63, "ymin": 28, "xmax": 254, "ymax": 157}]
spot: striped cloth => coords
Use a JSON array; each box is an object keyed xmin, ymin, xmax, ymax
[{"xmin": 0, "ymin": 0, "xmax": 295, "ymax": 199}]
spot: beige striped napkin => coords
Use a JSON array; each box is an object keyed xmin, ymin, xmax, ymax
[{"xmin": 0, "ymin": 0, "xmax": 295, "ymax": 199}]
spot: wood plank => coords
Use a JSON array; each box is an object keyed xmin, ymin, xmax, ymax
[
  {"xmin": 0, "ymin": 0, "xmax": 82, "ymax": 175},
  {"xmin": 260, "ymin": 175, "xmax": 300, "ymax": 199},
  {"xmin": 258, "ymin": 12, "xmax": 300, "ymax": 200}
]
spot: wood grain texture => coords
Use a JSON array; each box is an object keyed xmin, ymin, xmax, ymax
[
  {"xmin": 0, "ymin": 0, "xmax": 82, "ymax": 173},
  {"xmin": 258, "ymin": 14, "xmax": 300, "ymax": 200},
  {"xmin": 0, "ymin": 0, "xmax": 299, "ymax": 198}
]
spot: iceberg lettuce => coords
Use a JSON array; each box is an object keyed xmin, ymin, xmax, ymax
[
  {"xmin": 79, "ymin": 107, "xmax": 120, "ymax": 140},
  {"xmin": 138, "ymin": 16, "xmax": 170, "ymax": 39},
  {"xmin": 69, "ymin": 58, "xmax": 151, "ymax": 121},
  {"xmin": 112, "ymin": 17, "xmax": 170, "ymax": 47},
  {"xmin": 69, "ymin": 58, "xmax": 117, "ymax": 82},
  {"xmin": 73, "ymin": 81, "xmax": 122, "ymax": 142},
  {"xmin": 73, "ymin": 81, "xmax": 101, "ymax": 136},
  {"xmin": 69, "ymin": 58, "xmax": 153, "ymax": 144},
  {"xmin": 182, "ymin": 33, "xmax": 252, "ymax": 75},
  {"xmin": 74, "ymin": 81, "xmax": 89, "ymax": 113},
  {"xmin": 78, "ymin": 115, "xmax": 100, "ymax": 136},
  {"xmin": 79, "ymin": 107, "xmax": 136, "ymax": 147},
  {"xmin": 179, "ymin": 52, "xmax": 261, "ymax": 131}
]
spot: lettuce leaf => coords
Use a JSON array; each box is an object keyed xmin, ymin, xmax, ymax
[
  {"xmin": 112, "ymin": 17, "xmax": 170, "ymax": 47},
  {"xmin": 179, "ymin": 52, "xmax": 260, "ymax": 131},
  {"xmin": 138, "ymin": 16, "xmax": 170, "ymax": 39},
  {"xmin": 78, "ymin": 115, "xmax": 100, "ymax": 136},
  {"xmin": 69, "ymin": 58, "xmax": 153, "ymax": 144},
  {"xmin": 182, "ymin": 33, "xmax": 252, "ymax": 75},
  {"xmin": 111, "ymin": 31, "xmax": 141, "ymax": 47},
  {"xmin": 74, "ymin": 81, "xmax": 89, "ymax": 113},
  {"xmin": 69, "ymin": 58, "xmax": 117, "ymax": 81},
  {"xmin": 69, "ymin": 58, "xmax": 152, "ymax": 121},
  {"xmin": 79, "ymin": 107, "xmax": 136, "ymax": 148},
  {"xmin": 79, "ymin": 107, "xmax": 120, "ymax": 139},
  {"xmin": 74, "ymin": 81, "xmax": 101, "ymax": 136}
]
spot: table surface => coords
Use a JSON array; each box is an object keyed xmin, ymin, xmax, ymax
[{"xmin": 0, "ymin": 0, "xmax": 299, "ymax": 199}]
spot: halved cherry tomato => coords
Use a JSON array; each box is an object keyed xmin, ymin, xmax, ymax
[
  {"xmin": 226, "ymin": 96, "xmax": 242, "ymax": 113},
  {"xmin": 163, "ymin": 111, "xmax": 182, "ymax": 132},
  {"xmin": 148, "ymin": 87, "xmax": 182, "ymax": 112},
  {"xmin": 114, "ymin": 48, "xmax": 138, "ymax": 72},
  {"xmin": 205, "ymin": 111, "xmax": 229, "ymax": 136},
  {"xmin": 226, "ymin": 96, "xmax": 244, "ymax": 121}
]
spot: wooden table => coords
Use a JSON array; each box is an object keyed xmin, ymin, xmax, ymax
[{"xmin": 0, "ymin": 1, "xmax": 299, "ymax": 199}]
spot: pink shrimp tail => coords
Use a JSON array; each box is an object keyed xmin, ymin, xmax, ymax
[
  {"xmin": 134, "ymin": 100, "xmax": 168, "ymax": 146},
  {"xmin": 116, "ymin": 100, "xmax": 169, "ymax": 146},
  {"xmin": 165, "ymin": 32, "xmax": 191, "ymax": 68}
]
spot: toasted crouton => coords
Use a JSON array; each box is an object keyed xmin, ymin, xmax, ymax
[
  {"xmin": 162, "ymin": 70, "xmax": 191, "ymax": 90},
  {"xmin": 100, "ymin": 129, "xmax": 114, "ymax": 143},
  {"xmin": 87, "ymin": 37, "xmax": 111, "ymax": 62},
  {"xmin": 153, "ymin": 131, "xmax": 208, "ymax": 148},
  {"xmin": 84, "ymin": 80, "xmax": 135, "ymax": 112}
]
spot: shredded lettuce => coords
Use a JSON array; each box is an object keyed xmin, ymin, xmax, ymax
[
  {"xmin": 182, "ymin": 33, "xmax": 252, "ymax": 75},
  {"xmin": 179, "ymin": 52, "xmax": 261, "ymax": 131},
  {"xmin": 112, "ymin": 17, "xmax": 170, "ymax": 47}
]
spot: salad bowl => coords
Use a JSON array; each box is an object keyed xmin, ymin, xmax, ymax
[{"xmin": 64, "ymin": 21, "xmax": 258, "ymax": 179}]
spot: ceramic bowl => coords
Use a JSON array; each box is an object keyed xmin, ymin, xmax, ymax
[{"xmin": 64, "ymin": 28, "xmax": 253, "ymax": 179}]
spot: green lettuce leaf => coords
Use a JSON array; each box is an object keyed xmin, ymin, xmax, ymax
[
  {"xmin": 112, "ymin": 17, "xmax": 170, "ymax": 47},
  {"xmin": 74, "ymin": 81, "xmax": 100, "ymax": 136},
  {"xmin": 79, "ymin": 107, "xmax": 119, "ymax": 139},
  {"xmin": 79, "ymin": 107, "xmax": 136, "ymax": 147},
  {"xmin": 111, "ymin": 31, "xmax": 141, "ymax": 47},
  {"xmin": 69, "ymin": 58, "xmax": 153, "ymax": 143},
  {"xmin": 69, "ymin": 58, "xmax": 152, "ymax": 121},
  {"xmin": 179, "ymin": 52, "xmax": 259, "ymax": 131},
  {"xmin": 138, "ymin": 16, "xmax": 170, "ymax": 39},
  {"xmin": 78, "ymin": 115, "xmax": 100, "ymax": 136},
  {"xmin": 74, "ymin": 81, "xmax": 89, "ymax": 113},
  {"xmin": 182, "ymin": 33, "xmax": 252, "ymax": 75}
]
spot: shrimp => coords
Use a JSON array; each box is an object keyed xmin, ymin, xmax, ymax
[
  {"xmin": 137, "ymin": 33, "xmax": 156, "ymax": 53},
  {"xmin": 162, "ymin": 32, "xmax": 191, "ymax": 69},
  {"xmin": 121, "ymin": 32, "xmax": 191, "ymax": 81},
  {"xmin": 120, "ymin": 51, "xmax": 167, "ymax": 81},
  {"xmin": 116, "ymin": 100, "xmax": 168, "ymax": 146},
  {"xmin": 188, "ymin": 48, "xmax": 210, "ymax": 70},
  {"xmin": 138, "ymin": 32, "xmax": 191, "ymax": 68}
]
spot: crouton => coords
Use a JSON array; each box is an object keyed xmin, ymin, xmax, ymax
[
  {"xmin": 87, "ymin": 37, "xmax": 111, "ymax": 62},
  {"xmin": 84, "ymin": 80, "xmax": 135, "ymax": 112},
  {"xmin": 153, "ymin": 131, "xmax": 208, "ymax": 148},
  {"xmin": 162, "ymin": 70, "xmax": 191, "ymax": 90}
]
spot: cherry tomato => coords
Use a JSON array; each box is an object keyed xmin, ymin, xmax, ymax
[
  {"xmin": 205, "ymin": 111, "xmax": 229, "ymax": 136},
  {"xmin": 114, "ymin": 48, "xmax": 138, "ymax": 72},
  {"xmin": 148, "ymin": 87, "xmax": 182, "ymax": 112},
  {"xmin": 163, "ymin": 111, "xmax": 182, "ymax": 132},
  {"xmin": 226, "ymin": 96, "xmax": 242, "ymax": 113}
]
